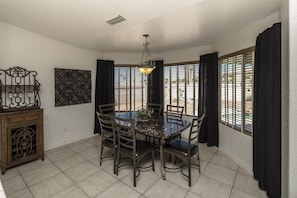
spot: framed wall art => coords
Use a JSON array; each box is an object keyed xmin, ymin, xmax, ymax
[{"xmin": 55, "ymin": 68, "xmax": 91, "ymax": 107}]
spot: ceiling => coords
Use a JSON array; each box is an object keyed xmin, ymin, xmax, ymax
[{"xmin": 0, "ymin": 0, "xmax": 281, "ymax": 53}]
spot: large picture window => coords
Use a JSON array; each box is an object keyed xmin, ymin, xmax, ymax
[
  {"xmin": 164, "ymin": 62, "xmax": 199, "ymax": 116},
  {"xmin": 114, "ymin": 66, "xmax": 148, "ymax": 112},
  {"xmin": 219, "ymin": 47, "xmax": 254, "ymax": 135}
]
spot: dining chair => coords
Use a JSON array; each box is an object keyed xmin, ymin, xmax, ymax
[
  {"xmin": 147, "ymin": 103, "xmax": 163, "ymax": 116},
  {"xmin": 114, "ymin": 116, "xmax": 155, "ymax": 187},
  {"xmin": 166, "ymin": 104, "xmax": 185, "ymax": 142},
  {"xmin": 163, "ymin": 114, "xmax": 205, "ymax": 187},
  {"xmin": 96, "ymin": 112, "xmax": 117, "ymax": 174},
  {"xmin": 166, "ymin": 104, "xmax": 184, "ymax": 122},
  {"xmin": 98, "ymin": 103, "xmax": 115, "ymax": 115}
]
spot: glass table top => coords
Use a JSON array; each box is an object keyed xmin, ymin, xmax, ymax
[{"xmin": 116, "ymin": 112, "xmax": 191, "ymax": 139}]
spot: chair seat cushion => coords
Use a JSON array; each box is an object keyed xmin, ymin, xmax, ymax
[{"xmin": 165, "ymin": 139, "xmax": 197, "ymax": 157}]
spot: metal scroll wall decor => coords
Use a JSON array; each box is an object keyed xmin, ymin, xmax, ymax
[
  {"xmin": 54, "ymin": 68, "xmax": 91, "ymax": 107},
  {"xmin": 0, "ymin": 66, "xmax": 41, "ymax": 112}
]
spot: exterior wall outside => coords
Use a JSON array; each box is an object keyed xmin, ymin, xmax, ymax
[{"xmin": 0, "ymin": 21, "xmax": 102, "ymax": 150}]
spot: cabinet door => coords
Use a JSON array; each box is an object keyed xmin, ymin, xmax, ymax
[{"xmin": 7, "ymin": 122, "xmax": 40, "ymax": 167}]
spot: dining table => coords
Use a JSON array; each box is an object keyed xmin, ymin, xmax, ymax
[{"xmin": 116, "ymin": 111, "xmax": 191, "ymax": 179}]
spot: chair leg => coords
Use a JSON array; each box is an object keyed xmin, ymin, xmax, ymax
[
  {"xmin": 163, "ymin": 152, "xmax": 166, "ymax": 169},
  {"xmin": 99, "ymin": 145, "xmax": 104, "ymax": 166},
  {"xmin": 152, "ymin": 150, "xmax": 155, "ymax": 172},
  {"xmin": 188, "ymin": 157, "xmax": 192, "ymax": 187},
  {"xmin": 196, "ymin": 152, "xmax": 201, "ymax": 173},
  {"xmin": 174, "ymin": 155, "xmax": 178, "ymax": 164},
  {"xmin": 113, "ymin": 149, "xmax": 116, "ymax": 174},
  {"xmin": 188, "ymin": 157, "xmax": 191, "ymax": 187},
  {"xmin": 116, "ymin": 150, "xmax": 120, "ymax": 176},
  {"xmin": 133, "ymin": 157, "xmax": 137, "ymax": 187}
]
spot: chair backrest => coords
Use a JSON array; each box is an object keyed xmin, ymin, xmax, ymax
[
  {"xmin": 166, "ymin": 104, "xmax": 184, "ymax": 121},
  {"xmin": 188, "ymin": 114, "xmax": 205, "ymax": 148},
  {"xmin": 147, "ymin": 103, "xmax": 162, "ymax": 116},
  {"xmin": 114, "ymin": 116, "xmax": 136, "ymax": 154},
  {"xmin": 96, "ymin": 112, "xmax": 116, "ymax": 146},
  {"xmin": 99, "ymin": 103, "xmax": 115, "ymax": 115}
]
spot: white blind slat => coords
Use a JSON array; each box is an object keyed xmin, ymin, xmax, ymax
[{"xmin": 219, "ymin": 50, "xmax": 254, "ymax": 135}]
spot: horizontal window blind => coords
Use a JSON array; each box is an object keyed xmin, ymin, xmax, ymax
[{"xmin": 219, "ymin": 48, "xmax": 254, "ymax": 135}]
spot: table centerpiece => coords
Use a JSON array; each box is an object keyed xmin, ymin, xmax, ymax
[{"xmin": 136, "ymin": 108, "xmax": 153, "ymax": 122}]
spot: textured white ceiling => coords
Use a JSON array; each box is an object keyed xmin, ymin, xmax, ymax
[{"xmin": 0, "ymin": 0, "xmax": 281, "ymax": 53}]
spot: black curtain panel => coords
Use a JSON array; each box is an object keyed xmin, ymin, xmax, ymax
[
  {"xmin": 253, "ymin": 23, "xmax": 281, "ymax": 198},
  {"xmin": 94, "ymin": 60, "xmax": 114, "ymax": 134},
  {"xmin": 147, "ymin": 60, "xmax": 164, "ymax": 109},
  {"xmin": 198, "ymin": 52, "xmax": 219, "ymax": 147}
]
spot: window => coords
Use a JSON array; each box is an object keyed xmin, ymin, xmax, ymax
[
  {"xmin": 164, "ymin": 62, "xmax": 199, "ymax": 116},
  {"xmin": 114, "ymin": 66, "xmax": 148, "ymax": 112},
  {"xmin": 219, "ymin": 47, "xmax": 254, "ymax": 135}
]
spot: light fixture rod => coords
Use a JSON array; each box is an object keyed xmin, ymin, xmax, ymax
[{"xmin": 138, "ymin": 34, "xmax": 156, "ymax": 75}]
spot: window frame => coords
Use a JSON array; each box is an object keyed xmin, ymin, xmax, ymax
[
  {"xmin": 164, "ymin": 61, "xmax": 199, "ymax": 116},
  {"xmin": 114, "ymin": 64, "xmax": 148, "ymax": 112},
  {"xmin": 218, "ymin": 47, "xmax": 255, "ymax": 136}
]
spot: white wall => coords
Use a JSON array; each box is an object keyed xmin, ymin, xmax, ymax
[
  {"xmin": 103, "ymin": 45, "xmax": 213, "ymax": 66},
  {"xmin": 159, "ymin": 45, "xmax": 212, "ymax": 64},
  {"xmin": 103, "ymin": 52, "xmax": 143, "ymax": 65},
  {"xmin": 0, "ymin": 21, "xmax": 102, "ymax": 150},
  {"xmin": 288, "ymin": 0, "xmax": 297, "ymax": 196},
  {"xmin": 211, "ymin": 12, "xmax": 280, "ymax": 172},
  {"xmin": 281, "ymin": 0, "xmax": 289, "ymax": 196},
  {"xmin": 212, "ymin": 12, "xmax": 280, "ymax": 56}
]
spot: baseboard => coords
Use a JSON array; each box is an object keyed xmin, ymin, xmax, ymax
[
  {"xmin": 218, "ymin": 147, "xmax": 253, "ymax": 175},
  {"xmin": 44, "ymin": 133, "xmax": 99, "ymax": 151}
]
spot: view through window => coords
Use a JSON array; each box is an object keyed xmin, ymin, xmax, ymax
[
  {"xmin": 114, "ymin": 66, "xmax": 148, "ymax": 112},
  {"xmin": 115, "ymin": 54, "xmax": 253, "ymax": 126},
  {"xmin": 164, "ymin": 63, "xmax": 199, "ymax": 116},
  {"xmin": 219, "ymin": 48, "xmax": 254, "ymax": 135}
]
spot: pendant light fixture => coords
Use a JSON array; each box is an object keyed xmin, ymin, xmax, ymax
[{"xmin": 138, "ymin": 34, "xmax": 155, "ymax": 75}]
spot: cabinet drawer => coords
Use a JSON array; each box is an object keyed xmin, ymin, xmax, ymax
[{"xmin": 5, "ymin": 111, "xmax": 40, "ymax": 124}]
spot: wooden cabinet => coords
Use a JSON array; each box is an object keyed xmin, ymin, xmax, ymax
[{"xmin": 1, "ymin": 109, "xmax": 44, "ymax": 174}]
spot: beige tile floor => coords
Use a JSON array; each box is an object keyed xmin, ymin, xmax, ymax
[{"xmin": 0, "ymin": 135, "xmax": 268, "ymax": 198}]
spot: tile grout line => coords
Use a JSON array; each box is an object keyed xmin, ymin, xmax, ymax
[
  {"xmin": 77, "ymin": 141, "xmax": 126, "ymax": 198},
  {"xmin": 141, "ymin": 176, "xmax": 163, "ymax": 197},
  {"xmin": 3, "ymin": 136, "xmax": 263, "ymax": 198},
  {"xmin": 80, "ymin": 137, "xmax": 130, "ymax": 197},
  {"xmin": 46, "ymin": 152, "xmax": 92, "ymax": 198},
  {"xmin": 187, "ymin": 148, "xmax": 218, "ymax": 197},
  {"xmin": 16, "ymin": 167, "xmax": 34, "ymax": 197},
  {"xmin": 228, "ymin": 164, "xmax": 240, "ymax": 198}
]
